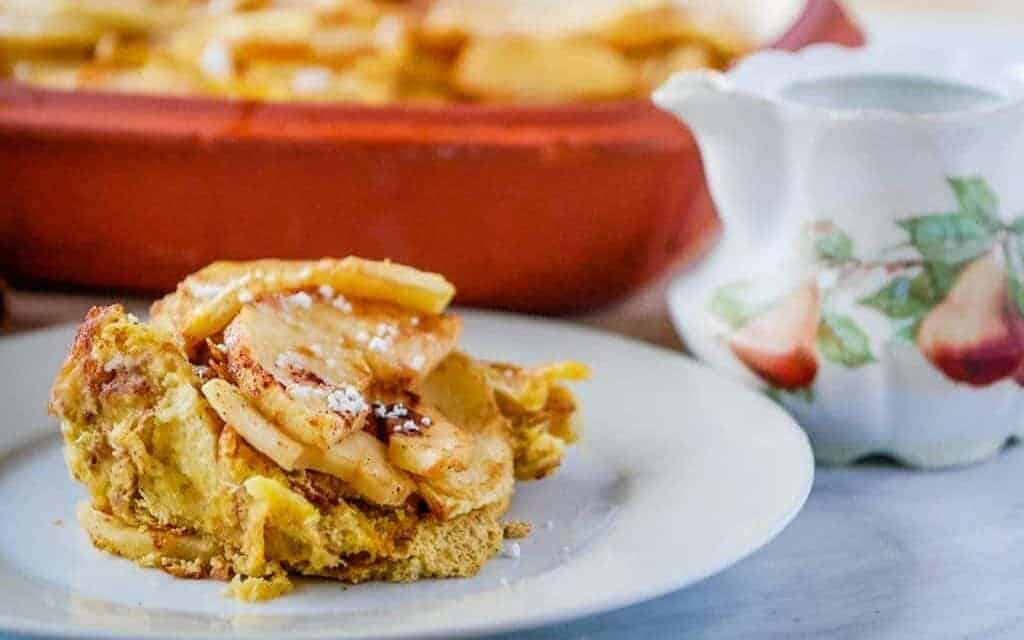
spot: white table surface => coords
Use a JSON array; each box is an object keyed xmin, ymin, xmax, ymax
[
  {"xmin": 495, "ymin": 446, "xmax": 1024, "ymax": 640},
  {"xmin": 4, "ymin": 6, "xmax": 1024, "ymax": 640}
]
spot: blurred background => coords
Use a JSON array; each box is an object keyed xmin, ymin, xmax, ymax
[
  {"xmin": 851, "ymin": 0, "xmax": 1020, "ymax": 12},
  {"xmin": 0, "ymin": 0, "xmax": 1019, "ymax": 345}
]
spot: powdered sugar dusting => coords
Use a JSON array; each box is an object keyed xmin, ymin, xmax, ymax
[
  {"xmin": 287, "ymin": 381, "xmax": 367, "ymax": 416},
  {"xmin": 331, "ymin": 295, "xmax": 353, "ymax": 313},
  {"xmin": 188, "ymin": 282, "xmax": 225, "ymax": 300},
  {"xmin": 395, "ymin": 419, "xmax": 420, "ymax": 434},
  {"xmin": 276, "ymin": 351, "xmax": 303, "ymax": 370},
  {"xmin": 327, "ymin": 385, "xmax": 368, "ymax": 415},
  {"xmin": 283, "ymin": 292, "xmax": 313, "ymax": 310},
  {"xmin": 376, "ymin": 323, "xmax": 398, "ymax": 338},
  {"xmin": 374, "ymin": 403, "xmax": 408, "ymax": 419},
  {"xmin": 367, "ymin": 323, "xmax": 398, "ymax": 352}
]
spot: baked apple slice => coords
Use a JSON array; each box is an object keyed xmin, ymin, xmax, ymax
[
  {"xmin": 201, "ymin": 378, "xmax": 308, "ymax": 471},
  {"xmin": 201, "ymin": 378, "xmax": 416, "ymax": 506},
  {"xmin": 151, "ymin": 257, "xmax": 456, "ymax": 352},
  {"xmin": 378, "ymin": 402, "xmax": 475, "ymax": 478},
  {"xmin": 293, "ymin": 294, "xmax": 462, "ymax": 386},
  {"xmin": 224, "ymin": 301, "xmax": 375, "ymax": 449},
  {"xmin": 308, "ymin": 432, "xmax": 417, "ymax": 507},
  {"xmin": 413, "ymin": 352, "xmax": 514, "ymax": 519},
  {"xmin": 222, "ymin": 289, "xmax": 461, "ymax": 447}
]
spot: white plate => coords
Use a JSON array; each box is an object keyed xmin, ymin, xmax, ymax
[{"xmin": 0, "ymin": 310, "xmax": 813, "ymax": 640}]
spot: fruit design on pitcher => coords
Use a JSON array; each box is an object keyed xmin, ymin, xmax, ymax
[
  {"xmin": 916, "ymin": 250, "xmax": 1024, "ymax": 385},
  {"xmin": 709, "ymin": 177, "xmax": 1024, "ymax": 396},
  {"xmin": 728, "ymin": 283, "xmax": 821, "ymax": 390},
  {"xmin": 710, "ymin": 276, "xmax": 874, "ymax": 396}
]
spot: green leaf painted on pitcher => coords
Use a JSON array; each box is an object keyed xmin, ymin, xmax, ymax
[
  {"xmin": 922, "ymin": 261, "xmax": 966, "ymax": 300},
  {"xmin": 896, "ymin": 178, "xmax": 1003, "ymax": 266},
  {"xmin": 859, "ymin": 276, "xmax": 932, "ymax": 319},
  {"xmin": 708, "ymin": 282, "xmax": 769, "ymax": 329},
  {"xmin": 815, "ymin": 229, "xmax": 854, "ymax": 262},
  {"xmin": 893, "ymin": 317, "xmax": 924, "ymax": 344},
  {"xmin": 897, "ymin": 213, "xmax": 997, "ymax": 265},
  {"xmin": 818, "ymin": 313, "xmax": 876, "ymax": 368},
  {"xmin": 948, "ymin": 177, "xmax": 1000, "ymax": 226},
  {"xmin": 1005, "ymin": 235, "xmax": 1024, "ymax": 317}
]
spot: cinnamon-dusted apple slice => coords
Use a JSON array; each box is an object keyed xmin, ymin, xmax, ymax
[
  {"xmin": 729, "ymin": 282, "xmax": 821, "ymax": 389},
  {"xmin": 201, "ymin": 378, "xmax": 415, "ymax": 506},
  {"xmin": 224, "ymin": 301, "xmax": 375, "ymax": 449},
  {"xmin": 293, "ymin": 294, "xmax": 461, "ymax": 386},
  {"xmin": 150, "ymin": 257, "xmax": 456, "ymax": 353},
  {"xmin": 372, "ymin": 401, "xmax": 474, "ymax": 478},
  {"xmin": 415, "ymin": 427, "xmax": 514, "ymax": 519},
  {"xmin": 413, "ymin": 352, "xmax": 515, "ymax": 519},
  {"xmin": 919, "ymin": 251, "xmax": 1024, "ymax": 386},
  {"xmin": 201, "ymin": 378, "xmax": 307, "ymax": 471},
  {"xmin": 305, "ymin": 432, "xmax": 417, "ymax": 507}
]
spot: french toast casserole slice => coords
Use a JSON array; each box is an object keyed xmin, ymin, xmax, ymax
[{"xmin": 49, "ymin": 258, "xmax": 586, "ymax": 600}]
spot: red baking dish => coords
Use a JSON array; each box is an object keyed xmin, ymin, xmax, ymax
[{"xmin": 0, "ymin": 0, "xmax": 862, "ymax": 313}]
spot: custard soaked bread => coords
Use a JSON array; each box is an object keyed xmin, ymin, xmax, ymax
[{"xmin": 49, "ymin": 258, "xmax": 586, "ymax": 600}]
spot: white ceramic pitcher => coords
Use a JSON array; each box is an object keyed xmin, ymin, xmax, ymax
[{"xmin": 654, "ymin": 44, "xmax": 1024, "ymax": 467}]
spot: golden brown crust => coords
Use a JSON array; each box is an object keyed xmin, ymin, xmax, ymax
[{"xmin": 502, "ymin": 520, "xmax": 533, "ymax": 539}]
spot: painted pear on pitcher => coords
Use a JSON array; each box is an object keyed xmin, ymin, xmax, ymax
[
  {"xmin": 729, "ymin": 283, "xmax": 821, "ymax": 390},
  {"xmin": 918, "ymin": 251, "xmax": 1024, "ymax": 387}
]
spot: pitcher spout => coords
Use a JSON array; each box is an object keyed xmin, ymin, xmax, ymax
[
  {"xmin": 653, "ymin": 71, "xmax": 792, "ymax": 247},
  {"xmin": 652, "ymin": 71, "xmax": 742, "ymax": 140}
]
